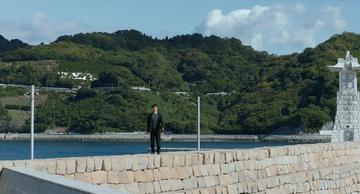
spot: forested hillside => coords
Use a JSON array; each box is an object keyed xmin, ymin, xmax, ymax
[{"xmin": 0, "ymin": 30, "xmax": 358, "ymax": 134}]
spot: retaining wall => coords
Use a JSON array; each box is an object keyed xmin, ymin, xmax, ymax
[{"xmin": 1, "ymin": 142, "xmax": 360, "ymax": 193}]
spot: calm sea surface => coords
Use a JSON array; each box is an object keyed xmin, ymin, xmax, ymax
[{"xmin": 0, "ymin": 141, "xmax": 295, "ymax": 160}]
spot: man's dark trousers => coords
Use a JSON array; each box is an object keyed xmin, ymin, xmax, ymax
[{"xmin": 150, "ymin": 129, "xmax": 160, "ymax": 154}]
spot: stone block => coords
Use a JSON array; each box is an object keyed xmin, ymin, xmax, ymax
[
  {"xmin": 159, "ymin": 180, "xmax": 172, "ymax": 192},
  {"xmin": 229, "ymin": 172, "xmax": 238, "ymax": 184},
  {"xmin": 119, "ymin": 157, "xmax": 131, "ymax": 171},
  {"xmin": 91, "ymin": 171, "xmax": 107, "ymax": 184},
  {"xmin": 159, "ymin": 167, "xmax": 172, "ymax": 180},
  {"xmin": 238, "ymin": 171, "xmax": 246, "ymax": 182},
  {"xmin": 204, "ymin": 152, "xmax": 214, "ymax": 164},
  {"xmin": 175, "ymin": 167, "xmax": 190, "ymax": 179},
  {"xmin": 244, "ymin": 170, "xmax": 257, "ymax": 180},
  {"xmin": 199, "ymin": 165, "xmax": 208, "ymax": 176},
  {"xmin": 250, "ymin": 149, "xmax": 269, "ymax": 160},
  {"xmin": 193, "ymin": 165, "xmax": 202, "ymax": 177},
  {"xmin": 269, "ymin": 147, "xmax": 288, "ymax": 158},
  {"xmin": 75, "ymin": 173, "xmax": 92, "ymax": 184},
  {"xmin": 153, "ymin": 181, "xmax": 161, "ymax": 193},
  {"xmin": 134, "ymin": 170, "xmax": 147, "ymax": 183},
  {"xmin": 192, "ymin": 154, "xmax": 203, "ymax": 165},
  {"xmin": 154, "ymin": 155, "xmax": 161, "ymax": 168},
  {"xmin": 185, "ymin": 153, "xmax": 192, "ymax": 166},
  {"xmin": 183, "ymin": 177, "xmax": 198, "ymax": 190},
  {"xmin": 139, "ymin": 157, "xmax": 148, "ymax": 170},
  {"xmin": 264, "ymin": 177, "xmax": 280, "ymax": 188},
  {"xmin": 236, "ymin": 183, "xmax": 244, "ymax": 193},
  {"xmin": 111, "ymin": 157, "xmax": 121, "ymax": 171},
  {"xmin": 118, "ymin": 171, "xmax": 135, "ymax": 184},
  {"xmin": 198, "ymin": 176, "xmax": 206, "ymax": 188},
  {"xmin": 236, "ymin": 150, "xmax": 249, "ymax": 161},
  {"xmin": 220, "ymin": 163, "xmax": 235, "ymax": 174},
  {"xmin": 86, "ymin": 157, "xmax": 95, "ymax": 172},
  {"xmin": 200, "ymin": 187, "xmax": 216, "ymax": 194},
  {"xmin": 234, "ymin": 161, "xmax": 245, "ymax": 172},
  {"xmin": 144, "ymin": 169, "xmax": 154, "ymax": 182},
  {"xmin": 225, "ymin": 152, "xmax": 234, "ymax": 163},
  {"xmin": 153, "ymin": 169, "xmax": 161, "ymax": 181},
  {"xmin": 76, "ymin": 158, "xmax": 87, "ymax": 173},
  {"xmin": 207, "ymin": 164, "xmax": 221, "ymax": 176},
  {"xmin": 144, "ymin": 182, "xmax": 154, "ymax": 194},
  {"xmin": 227, "ymin": 184, "xmax": 238, "ymax": 194},
  {"xmin": 66, "ymin": 159, "xmax": 76, "ymax": 174},
  {"xmin": 125, "ymin": 182, "xmax": 139, "ymax": 193},
  {"xmin": 108, "ymin": 171, "xmax": 119, "ymax": 184},
  {"xmin": 214, "ymin": 186, "xmax": 226, "ymax": 194},
  {"xmin": 138, "ymin": 182, "xmax": 146, "ymax": 194},
  {"xmin": 203, "ymin": 176, "xmax": 219, "ymax": 187},
  {"xmin": 46, "ymin": 160, "xmax": 57, "ymax": 174},
  {"xmin": 171, "ymin": 179, "xmax": 184, "ymax": 191},
  {"xmin": 102, "ymin": 157, "xmax": 112, "ymax": 171},
  {"xmin": 161, "ymin": 154, "xmax": 173, "ymax": 167},
  {"xmin": 173, "ymin": 154, "xmax": 186, "ymax": 167},
  {"xmin": 93, "ymin": 157, "xmax": 103, "ymax": 171},
  {"xmin": 56, "ymin": 160, "xmax": 66, "ymax": 175},
  {"xmin": 131, "ymin": 157, "xmax": 140, "ymax": 171},
  {"xmin": 147, "ymin": 155, "xmax": 154, "ymax": 169},
  {"xmin": 219, "ymin": 174, "xmax": 232, "ymax": 186}
]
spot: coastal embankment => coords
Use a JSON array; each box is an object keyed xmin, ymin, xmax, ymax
[{"xmin": 0, "ymin": 133, "xmax": 331, "ymax": 143}]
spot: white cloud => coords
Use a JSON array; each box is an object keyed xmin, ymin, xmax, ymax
[
  {"xmin": 322, "ymin": 6, "xmax": 346, "ymax": 32},
  {"xmin": 293, "ymin": 3, "xmax": 307, "ymax": 14},
  {"xmin": 197, "ymin": 4, "xmax": 347, "ymax": 54},
  {"xmin": 0, "ymin": 12, "xmax": 88, "ymax": 44}
]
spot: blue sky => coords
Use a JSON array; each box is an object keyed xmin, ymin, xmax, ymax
[{"xmin": 0, "ymin": 0, "xmax": 359, "ymax": 54}]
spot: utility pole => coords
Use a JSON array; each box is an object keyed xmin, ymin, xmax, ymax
[
  {"xmin": 197, "ymin": 96, "xmax": 200, "ymax": 151},
  {"xmin": 30, "ymin": 85, "xmax": 35, "ymax": 160}
]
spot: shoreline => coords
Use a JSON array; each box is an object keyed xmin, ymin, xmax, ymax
[{"xmin": 0, "ymin": 133, "xmax": 331, "ymax": 144}]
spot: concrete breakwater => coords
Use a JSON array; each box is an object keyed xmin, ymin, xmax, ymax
[
  {"xmin": 0, "ymin": 133, "xmax": 330, "ymax": 143},
  {"xmin": 1, "ymin": 141, "xmax": 360, "ymax": 193}
]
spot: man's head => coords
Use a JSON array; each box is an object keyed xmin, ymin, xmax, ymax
[{"xmin": 151, "ymin": 104, "xmax": 158, "ymax": 113}]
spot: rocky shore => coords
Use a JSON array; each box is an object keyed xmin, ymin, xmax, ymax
[{"xmin": 0, "ymin": 133, "xmax": 331, "ymax": 143}]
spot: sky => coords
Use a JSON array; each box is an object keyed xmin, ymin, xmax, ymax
[{"xmin": 0, "ymin": 0, "xmax": 359, "ymax": 54}]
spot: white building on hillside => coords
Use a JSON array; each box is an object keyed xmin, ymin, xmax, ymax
[{"xmin": 131, "ymin": 86, "xmax": 151, "ymax": 91}]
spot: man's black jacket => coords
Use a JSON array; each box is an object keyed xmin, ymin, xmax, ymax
[{"xmin": 147, "ymin": 112, "xmax": 163, "ymax": 132}]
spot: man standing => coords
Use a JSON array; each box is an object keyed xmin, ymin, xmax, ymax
[{"xmin": 147, "ymin": 104, "xmax": 163, "ymax": 154}]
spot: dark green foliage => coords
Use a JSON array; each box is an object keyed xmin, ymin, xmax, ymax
[
  {"xmin": 0, "ymin": 31, "xmax": 359, "ymax": 133},
  {"xmin": 0, "ymin": 35, "xmax": 29, "ymax": 53}
]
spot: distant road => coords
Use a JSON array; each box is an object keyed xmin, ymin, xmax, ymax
[
  {"xmin": 0, "ymin": 83, "xmax": 71, "ymax": 92},
  {"xmin": 0, "ymin": 83, "xmax": 127, "ymax": 93}
]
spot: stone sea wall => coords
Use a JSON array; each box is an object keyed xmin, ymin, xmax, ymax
[
  {"xmin": 0, "ymin": 133, "xmax": 330, "ymax": 143},
  {"xmin": 1, "ymin": 142, "xmax": 360, "ymax": 193}
]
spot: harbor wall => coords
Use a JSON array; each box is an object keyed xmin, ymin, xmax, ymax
[
  {"xmin": 0, "ymin": 133, "xmax": 330, "ymax": 143},
  {"xmin": 1, "ymin": 142, "xmax": 360, "ymax": 193}
]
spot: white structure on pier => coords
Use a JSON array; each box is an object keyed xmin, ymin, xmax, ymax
[{"xmin": 329, "ymin": 51, "xmax": 360, "ymax": 142}]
